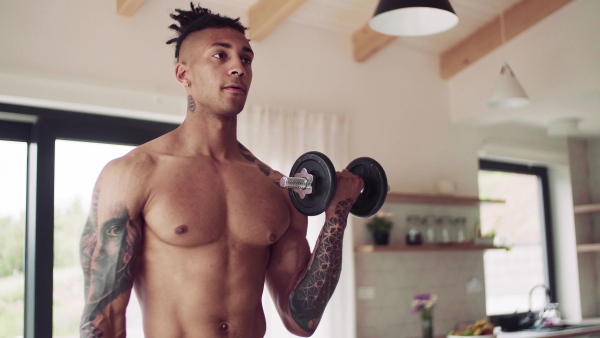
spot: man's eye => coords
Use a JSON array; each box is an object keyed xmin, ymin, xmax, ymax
[
  {"xmin": 106, "ymin": 225, "xmax": 123, "ymax": 236},
  {"xmin": 213, "ymin": 52, "xmax": 226, "ymax": 59},
  {"xmin": 242, "ymin": 57, "xmax": 252, "ymax": 64}
]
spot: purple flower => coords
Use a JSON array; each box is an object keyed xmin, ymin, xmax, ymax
[
  {"xmin": 410, "ymin": 293, "xmax": 438, "ymax": 315},
  {"xmin": 414, "ymin": 293, "xmax": 432, "ymax": 301}
]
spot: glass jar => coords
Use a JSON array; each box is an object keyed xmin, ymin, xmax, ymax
[
  {"xmin": 405, "ymin": 215, "xmax": 423, "ymax": 245},
  {"xmin": 421, "ymin": 215, "xmax": 437, "ymax": 243},
  {"xmin": 455, "ymin": 216, "xmax": 467, "ymax": 243},
  {"xmin": 437, "ymin": 216, "xmax": 453, "ymax": 243}
]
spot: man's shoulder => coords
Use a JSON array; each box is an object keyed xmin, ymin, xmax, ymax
[
  {"xmin": 237, "ymin": 141, "xmax": 284, "ymax": 179},
  {"xmin": 101, "ymin": 146, "xmax": 158, "ymax": 179}
]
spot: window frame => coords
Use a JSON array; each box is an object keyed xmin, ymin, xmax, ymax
[
  {"xmin": 479, "ymin": 159, "xmax": 557, "ymax": 310},
  {"xmin": 0, "ymin": 102, "xmax": 178, "ymax": 337}
]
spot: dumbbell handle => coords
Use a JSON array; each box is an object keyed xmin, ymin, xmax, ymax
[{"xmin": 279, "ymin": 168, "xmax": 313, "ymax": 199}]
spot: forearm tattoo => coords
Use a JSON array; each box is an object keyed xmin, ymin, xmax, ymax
[
  {"xmin": 289, "ymin": 198, "xmax": 353, "ymax": 333},
  {"xmin": 80, "ymin": 188, "xmax": 142, "ymax": 336}
]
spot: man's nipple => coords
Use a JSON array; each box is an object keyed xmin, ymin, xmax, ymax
[
  {"xmin": 269, "ymin": 233, "xmax": 277, "ymax": 243},
  {"xmin": 220, "ymin": 322, "xmax": 229, "ymax": 333},
  {"xmin": 174, "ymin": 225, "xmax": 188, "ymax": 235}
]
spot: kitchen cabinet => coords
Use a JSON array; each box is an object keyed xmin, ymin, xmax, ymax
[
  {"xmin": 574, "ymin": 202, "xmax": 600, "ymax": 253},
  {"xmin": 567, "ymin": 138, "xmax": 600, "ymax": 319}
]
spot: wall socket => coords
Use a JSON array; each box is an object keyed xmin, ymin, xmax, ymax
[
  {"xmin": 358, "ymin": 286, "xmax": 376, "ymax": 299},
  {"xmin": 467, "ymin": 277, "xmax": 483, "ymax": 294}
]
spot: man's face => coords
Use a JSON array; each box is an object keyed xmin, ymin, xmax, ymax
[{"xmin": 179, "ymin": 27, "xmax": 254, "ymax": 116}]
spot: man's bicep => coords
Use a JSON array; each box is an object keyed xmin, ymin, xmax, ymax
[{"xmin": 265, "ymin": 216, "xmax": 312, "ymax": 329}]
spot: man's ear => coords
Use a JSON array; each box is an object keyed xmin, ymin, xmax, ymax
[{"xmin": 175, "ymin": 63, "xmax": 190, "ymax": 87}]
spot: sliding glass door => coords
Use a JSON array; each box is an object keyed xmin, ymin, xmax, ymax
[
  {"xmin": 0, "ymin": 104, "xmax": 177, "ymax": 337},
  {"xmin": 0, "ymin": 139, "xmax": 28, "ymax": 336},
  {"xmin": 53, "ymin": 140, "xmax": 144, "ymax": 336}
]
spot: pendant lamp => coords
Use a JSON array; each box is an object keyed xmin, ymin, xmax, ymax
[
  {"xmin": 488, "ymin": 1, "xmax": 529, "ymax": 109},
  {"xmin": 369, "ymin": 0, "xmax": 459, "ymax": 36},
  {"xmin": 488, "ymin": 62, "xmax": 530, "ymax": 109}
]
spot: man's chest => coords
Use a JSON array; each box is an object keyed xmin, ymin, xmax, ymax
[{"xmin": 142, "ymin": 162, "xmax": 291, "ymax": 248}]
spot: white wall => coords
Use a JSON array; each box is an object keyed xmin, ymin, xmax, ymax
[{"xmin": 447, "ymin": 0, "xmax": 600, "ymax": 133}]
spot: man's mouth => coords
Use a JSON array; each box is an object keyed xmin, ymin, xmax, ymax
[{"xmin": 223, "ymin": 84, "xmax": 246, "ymax": 93}]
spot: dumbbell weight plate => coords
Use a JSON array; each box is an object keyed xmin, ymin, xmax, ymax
[
  {"xmin": 346, "ymin": 157, "xmax": 388, "ymax": 217},
  {"xmin": 288, "ymin": 152, "xmax": 337, "ymax": 216}
]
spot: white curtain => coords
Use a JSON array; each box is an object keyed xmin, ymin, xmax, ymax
[{"xmin": 237, "ymin": 105, "xmax": 356, "ymax": 338}]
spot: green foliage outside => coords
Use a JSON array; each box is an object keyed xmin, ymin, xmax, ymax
[
  {"xmin": 0, "ymin": 198, "xmax": 89, "ymax": 337},
  {"xmin": 53, "ymin": 198, "xmax": 89, "ymax": 336},
  {"xmin": 0, "ymin": 213, "xmax": 25, "ymax": 336},
  {"xmin": 0, "ymin": 214, "xmax": 25, "ymax": 278}
]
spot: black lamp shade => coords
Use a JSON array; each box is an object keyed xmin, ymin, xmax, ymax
[{"xmin": 370, "ymin": 0, "xmax": 459, "ymax": 36}]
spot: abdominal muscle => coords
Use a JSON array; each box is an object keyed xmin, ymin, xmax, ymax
[{"xmin": 133, "ymin": 233, "xmax": 271, "ymax": 338}]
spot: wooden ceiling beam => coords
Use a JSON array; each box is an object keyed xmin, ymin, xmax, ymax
[
  {"xmin": 440, "ymin": 0, "xmax": 573, "ymax": 79},
  {"xmin": 117, "ymin": 0, "xmax": 146, "ymax": 17},
  {"xmin": 352, "ymin": 23, "xmax": 397, "ymax": 63},
  {"xmin": 248, "ymin": 0, "xmax": 308, "ymax": 41}
]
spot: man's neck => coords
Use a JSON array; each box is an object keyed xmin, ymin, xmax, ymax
[{"xmin": 174, "ymin": 110, "xmax": 240, "ymax": 161}]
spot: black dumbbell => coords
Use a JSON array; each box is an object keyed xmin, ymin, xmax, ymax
[{"xmin": 279, "ymin": 151, "xmax": 389, "ymax": 217}]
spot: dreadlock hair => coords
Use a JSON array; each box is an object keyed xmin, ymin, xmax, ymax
[{"xmin": 166, "ymin": 2, "xmax": 248, "ymax": 60}]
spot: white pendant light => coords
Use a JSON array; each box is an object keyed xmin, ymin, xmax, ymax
[
  {"xmin": 488, "ymin": 62, "xmax": 530, "ymax": 109},
  {"xmin": 488, "ymin": 1, "xmax": 530, "ymax": 109},
  {"xmin": 369, "ymin": 0, "xmax": 459, "ymax": 37}
]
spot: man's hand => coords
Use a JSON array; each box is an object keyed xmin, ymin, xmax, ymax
[
  {"xmin": 80, "ymin": 322, "xmax": 104, "ymax": 338},
  {"xmin": 325, "ymin": 169, "xmax": 364, "ymax": 218}
]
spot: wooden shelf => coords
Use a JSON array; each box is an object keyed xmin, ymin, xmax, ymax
[
  {"xmin": 385, "ymin": 192, "xmax": 504, "ymax": 206},
  {"xmin": 574, "ymin": 203, "xmax": 600, "ymax": 214},
  {"xmin": 355, "ymin": 243, "xmax": 509, "ymax": 253},
  {"xmin": 577, "ymin": 243, "xmax": 600, "ymax": 253}
]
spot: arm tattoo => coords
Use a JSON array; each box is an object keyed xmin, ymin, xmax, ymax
[
  {"xmin": 237, "ymin": 142, "xmax": 284, "ymax": 185},
  {"xmin": 289, "ymin": 198, "xmax": 353, "ymax": 333},
  {"xmin": 80, "ymin": 190, "xmax": 142, "ymax": 335},
  {"xmin": 237, "ymin": 141, "xmax": 257, "ymax": 163}
]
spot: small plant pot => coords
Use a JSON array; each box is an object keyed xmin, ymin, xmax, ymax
[{"xmin": 371, "ymin": 231, "xmax": 390, "ymax": 245}]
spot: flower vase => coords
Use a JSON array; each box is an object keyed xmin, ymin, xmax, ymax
[{"xmin": 421, "ymin": 309, "xmax": 433, "ymax": 338}]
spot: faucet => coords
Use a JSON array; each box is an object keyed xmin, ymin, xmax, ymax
[
  {"xmin": 528, "ymin": 284, "xmax": 561, "ymax": 327},
  {"xmin": 528, "ymin": 284, "xmax": 550, "ymax": 312}
]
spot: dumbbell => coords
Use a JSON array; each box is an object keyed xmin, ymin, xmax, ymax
[{"xmin": 279, "ymin": 151, "xmax": 389, "ymax": 217}]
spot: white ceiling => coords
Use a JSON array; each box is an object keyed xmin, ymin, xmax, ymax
[
  {"xmin": 1, "ymin": 0, "xmax": 596, "ymax": 135},
  {"xmin": 207, "ymin": 0, "xmax": 521, "ymax": 54},
  {"xmin": 0, "ymin": 0, "xmax": 520, "ymax": 95}
]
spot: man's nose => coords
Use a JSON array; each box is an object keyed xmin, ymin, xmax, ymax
[{"xmin": 229, "ymin": 59, "xmax": 246, "ymax": 77}]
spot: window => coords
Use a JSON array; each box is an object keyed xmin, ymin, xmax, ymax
[
  {"xmin": 478, "ymin": 159, "xmax": 556, "ymax": 316},
  {"xmin": 0, "ymin": 103, "xmax": 176, "ymax": 337},
  {"xmin": 0, "ymin": 139, "xmax": 28, "ymax": 336},
  {"xmin": 53, "ymin": 140, "xmax": 140, "ymax": 336}
]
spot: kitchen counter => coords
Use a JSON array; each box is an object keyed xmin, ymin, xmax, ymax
[{"xmin": 497, "ymin": 321, "xmax": 600, "ymax": 338}]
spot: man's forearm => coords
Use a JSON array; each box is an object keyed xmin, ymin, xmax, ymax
[{"xmin": 288, "ymin": 197, "xmax": 353, "ymax": 333}]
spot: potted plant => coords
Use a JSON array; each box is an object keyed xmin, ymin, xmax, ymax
[{"xmin": 366, "ymin": 211, "xmax": 394, "ymax": 245}]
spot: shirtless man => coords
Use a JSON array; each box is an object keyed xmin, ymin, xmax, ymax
[{"xmin": 79, "ymin": 3, "xmax": 363, "ymax": 337}]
